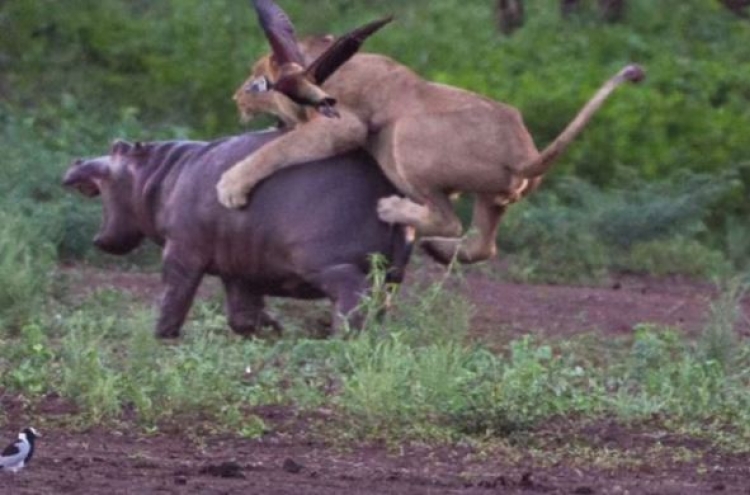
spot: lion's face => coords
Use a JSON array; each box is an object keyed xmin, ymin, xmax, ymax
[{"xmin": 233, "ymin": 56, "xmax": 309, "ymax": 128}]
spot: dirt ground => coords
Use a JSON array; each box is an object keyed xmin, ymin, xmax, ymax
[
  {"xmin": 1, "ymin": 424, "xmax": 748, "ymax": 495},
  {"xmin": 2, "ymin": 260, "xmax": 750, "ymax": 494}
]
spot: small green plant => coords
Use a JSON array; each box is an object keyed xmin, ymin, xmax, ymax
[
  {"xmin": 0, "ymin": 212, "xmax": 55, "ymax": 334},
  {"xmin": 0, "ymin": 321, "xmax": 56, "ymax": 394},
  {"xmin": 59, "ymin": 312, "xmax": 123, "ymax": 421},
  {"xmin": 698, "ymin": 278, "xmax": 746, "ymax": 371}
]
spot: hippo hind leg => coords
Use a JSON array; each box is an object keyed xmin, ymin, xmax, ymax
[
  {"xmin": 222, "ymin": 278, "xmax": 282, "ymax": 337},
  {"xmin": 314, "ymin": 264, "xmax": 372, "ymax": 335}
]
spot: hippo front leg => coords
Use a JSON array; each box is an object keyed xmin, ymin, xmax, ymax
[
  {"xmin": 222, "ymin": 278, "xmax": 282, "ymax": 337},
  {"xmin": 156, "ymin": 246, "xmax": 205, "ymax": 339}
]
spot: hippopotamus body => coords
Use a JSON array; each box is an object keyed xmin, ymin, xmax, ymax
[{"xmin": 63, "ymin": 130, "xmax": 411, "ymax": 338}]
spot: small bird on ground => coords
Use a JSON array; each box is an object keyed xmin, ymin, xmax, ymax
[
  {"xmin": 0, "ymin": 427, "xmax": 40, "ymax": 473},
  {"xmin": 248, "ymin": 0, "xmax": 393, "ymax": 117}
]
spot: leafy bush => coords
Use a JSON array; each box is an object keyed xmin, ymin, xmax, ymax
[
  {"xmin": 0, "ymin": 0, "xmax": 257, "ymax": 135},
  {"xmin": 1, "ymin": 0, "xmax": 749, "ymax": 277},
  {"xmin": 499, "ymin": 172, "xmax": 736, "ymax": 283},
  {"xmin": 698, "ymin": 278, "xmax": 747, "ymax": 372},
  {"xmin": 620, "ymin": 237, "xmax": 729, "ymax": 277},
  {"xmin": 0, "ymin": 98, "xmax": 188, "ymax": 262},
  {"xmin": 2, "ymin": 0, "xmax": 749, "ymax": 183}
]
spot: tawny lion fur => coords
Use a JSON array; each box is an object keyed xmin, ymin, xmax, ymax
[{"xmin": 217, "ymin": 38, "xmax": 643, "ymax": 264}]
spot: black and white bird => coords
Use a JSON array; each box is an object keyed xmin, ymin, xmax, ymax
[{"xmin": 0, "ymin": 427, "xmax": 40, "ymax": 473}]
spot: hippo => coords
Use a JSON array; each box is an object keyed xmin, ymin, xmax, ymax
[{"xmin": 62, "ymin": 130, "xmax": 412, "ymax": 338}]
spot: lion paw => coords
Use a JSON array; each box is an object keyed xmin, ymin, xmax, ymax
[
  {"xmin": 377, "ymin": 196, "xmax": 426, "ymax": 226},
  {"xmin": 216, "ymin": 172, "xmax": 251, "ymax": 209},
  {"xmin": 421, "ymin": 236, "xmax": 497, "ymax": 265}
]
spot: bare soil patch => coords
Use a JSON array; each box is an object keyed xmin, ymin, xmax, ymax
[
  {"xmin": 0, "ymin": 418, "xmax": 748, "ymax": 495},
  {"xmin": 9, "ymin": 260, "xmax": 747, "ymax": 494}
]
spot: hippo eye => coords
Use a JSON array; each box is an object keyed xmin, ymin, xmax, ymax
[{"xmin": 246, "ymin": 76, "xmax": 270, "ymax": 94}]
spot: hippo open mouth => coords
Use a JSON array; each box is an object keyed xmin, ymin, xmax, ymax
[
  {"xmin": 63, "ymin": 174, "xmax": 100, "ymax": 197},
  {"xmin": 62, "ymin": 160, "xmax": 106, "ymax": 198},
  {"xmin": 73, "ymin": 181, "xmax": 100, "ymax": 197}
]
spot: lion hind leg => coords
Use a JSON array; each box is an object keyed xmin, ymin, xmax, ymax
[
  {"xmin": 217, "ymin": 109, "xmax": 367, "ymax": 208},
  {"xmin": 421, "ymin": 194, "xmax": 506, "ymax": 265}
]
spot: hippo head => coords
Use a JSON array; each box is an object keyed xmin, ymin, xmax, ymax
[{"xmin": 63, "ymin": 140, "xmax": 146, "ymax": 255}]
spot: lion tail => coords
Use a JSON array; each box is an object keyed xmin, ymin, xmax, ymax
[{"xmin": 519, "ymin": 64, "xmax": 645, "ymax": 179}]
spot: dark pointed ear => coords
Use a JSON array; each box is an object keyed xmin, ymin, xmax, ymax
[
  {"xmin": 110, "ymin": 139, "xmax": 133, "ymax": 156},
  {"xmin": 306, "ymin": 16, "xmax": 393, "ymax": 84},
  {"xmin": 253, "ymin": 0, "xmax": 305, "ymax": 66}
]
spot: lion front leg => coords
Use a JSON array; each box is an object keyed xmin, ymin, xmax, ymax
[{"xmin": 217, "ymin": 109, "xmax": 367, "ymax": 209}]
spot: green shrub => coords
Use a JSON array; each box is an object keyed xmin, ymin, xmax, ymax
[
  {"xmin": 620, "ymin": 237, "xmax": 729, "ymax": 277},
  {"xmin": 0, "ymin": 99, "xmax": 187, "ymax": 262},
  {"xmin": 2, "ymin": 0, "xmax": 750, "ymax": 277},
  {"xmin": 446, "ymin": 339, "xmax": 602, "ymax": 436},
  {"xmin": 3, "ymin": 0, "xmax": 749, "ymax": 183},
  {"xmin": 611, "ymin": 324, "xmax": 750, "ymax": 422},
  {"xmin": 698, "ymin": 278, "xmax": 747, "ymax": 372},
  {"xmin": 499, "ymin": 173, "xmax": 735, "ymax": 283}
]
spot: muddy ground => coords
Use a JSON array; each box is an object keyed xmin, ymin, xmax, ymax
[{"xmin": 2, "ymin": 259, "xmax": 749, "ymax": 494}]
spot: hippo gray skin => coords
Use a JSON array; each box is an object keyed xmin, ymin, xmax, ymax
[{"xmin": 63, "ymin": 130, "xmax": 412, "ymax": 338}]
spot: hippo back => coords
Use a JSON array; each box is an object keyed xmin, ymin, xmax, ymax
[{"xmin": 165, "ymin": 130, "xmax": 409, "ymax": 297}]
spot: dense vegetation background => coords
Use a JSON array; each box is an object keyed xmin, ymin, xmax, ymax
[{"xmin": 0, "ymin": 0, "xmax": 749, "ymax": 315}]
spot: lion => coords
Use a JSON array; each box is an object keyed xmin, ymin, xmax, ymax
[{"xmin": 217, "ymin": 0, "xmax": 645, "ymax": 264}]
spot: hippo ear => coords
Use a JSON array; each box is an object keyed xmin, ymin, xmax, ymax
[
  {"xmin": 110, "ymin": 139, "xmax": 133, "ymax": 156},
  {"xmin": 132, "ymin": 141, "xmax": 147, "ymax": 156},
  {"xmin": 121, "ymin": 141, "xmax": 150, "ymax": 173}
]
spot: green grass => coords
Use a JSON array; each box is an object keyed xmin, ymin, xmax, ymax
[
  {"xmin": 0, "ymin": 212, "xmax": 56, "ymax": 334},
  {"xmin": 2, "ymin": 272, "xmax": 749, "ymax": 454}
]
